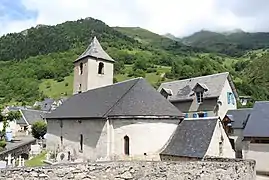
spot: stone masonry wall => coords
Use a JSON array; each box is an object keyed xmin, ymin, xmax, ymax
[{"xmin": 0, "ymin": 159, "xmax": 255, "ymax": 180}]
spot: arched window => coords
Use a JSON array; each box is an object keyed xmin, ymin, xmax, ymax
[
  {"xmin": 124, "ymin": 135, "xmax": 130, "ymax": 155},
  {"xmin": 80, "ymin": 134, "xmax": 83, "ymax": 152},
  {"xmin": 79, "ymin": 62, "xmax": 83, "ymax": 75},
  {"xmin": 98, "ymin": 62, "xmax": 104, "ymax": 74}
]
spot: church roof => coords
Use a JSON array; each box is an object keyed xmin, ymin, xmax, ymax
[
  {"xmin": 160, "ymin": 118, "xmax": 218, "ymax": 158},
  {"xmin": 46, "ymin": 78, "xmax": 183, "ymax": 119},
  {"xmin": 74, "ymin": 36, "xmax": 114, "ymax": 63},
  {"xmin": 244, "ymin": 101, "xmax": 269, "ymax": 138},
  {"xmin": 158, "ymin": 72, "xmax": 238, "ymax": 102}
]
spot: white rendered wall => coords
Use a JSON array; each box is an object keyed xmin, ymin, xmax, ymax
[
  {"xmin": 243, "ymin": 142, "xmax": 269, "ymax": 172},
  {"xmin": 111, "ymin": 119, "xmax": 179, "ymax": 161},
  {"xmin": 205, "ymin": 121, "xmax": 235, "ymax": 158},
  {"xmin": 218, "ymin": 79, "xmax": 237, "ymax": 119},
  {"xmin": 87, "ymin": 58, "xmax": 113, "ymax": 90}
]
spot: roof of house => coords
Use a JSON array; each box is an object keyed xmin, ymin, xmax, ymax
[
  {"xmin": 226, "ymin": 108, "xmax": 252, "ymax": 129},
  {"xmin": 17, "ymin": 109, "xmax": 47, "ymax": 125},
  {"xmin": 158, "ymin": 72, "xmax": 238, "ymax": 102},
  {"xmin": 244, "ymin": 101, "xmax": 269, "ymax": 138},
  {"xmin": 74, "ymin": 36, "xmax": 114, "ymax": 63},
  {"xmin": 46, "ymin": 78, "xmax": 183, "ymax": 119},
  {"xmin": 160, "ymin": 118, "xmax": 218, "ymax": 158}
]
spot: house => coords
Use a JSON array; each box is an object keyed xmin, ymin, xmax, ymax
[
  {"xmin": 239, "ymin": 96, "xmax": 253, "ymax": 106},
  {"xmin": 73, "ymin": 36, "xmax": 114, "ymax": 94},
  {"xmin": 243, "ymin": 101, "xmax": 269, "ymax": 172},
  {"xmin": 158, "ymin": 72, "xmax": 238, "ymax": 119},
  {"xmin": 33, "ymin": 98, "xmax": 68, "ymax": 112},
  {"xmin": 45, "ymin": 78, "xmax": 184, "ymax": 161},
  {"xmin": 222, "ymin": 108, "xmax": 252, "ymax": 158},
  {"xmin": 160, "ymin": 118, "xmax": 235, "ymax": 161},
  {"xmin": 0, "ymin": 108, "xmax": 47, "ymax": 137},
  {"xmin": 17, "ymin": 109, "xmax": 47, "ymax": 133}
]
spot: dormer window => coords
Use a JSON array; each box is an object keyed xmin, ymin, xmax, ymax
[
  {"xmin": 196, "ymin": 92, "xmax": 204, "ymax": 104},
  {"xmin": 192, "ymin": 83, "xmax": 208, "ymax": 104}
]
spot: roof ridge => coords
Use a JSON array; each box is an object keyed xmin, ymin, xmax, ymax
[
  {"xmin": 161, "ymin": 72, "xmax": 229, "ymax": 85},
  {"xmin": 103, "ymin": 78, "xmax": 141, "ymax": 117}
]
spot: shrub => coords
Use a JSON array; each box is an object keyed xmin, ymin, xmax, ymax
[
  {"xmin": 65, "ymin": 82, "xmax": 69, "ymax": 87},
  {"xmin": 0, "ymin": 141, "xmax": 6, "ymax": 148},
  {"xmin": 31, "ymin": 121, "xmax": 47, "ymax": 139}
]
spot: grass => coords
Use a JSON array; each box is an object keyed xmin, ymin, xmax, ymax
[
  {"xmin": 25, "ymin": 151, "xmax": 46, "ymax": 167},
  {"xmin": 39, "ymin": 65, "xmax": 171, "ymax": 99},
  {"xmin": 39, "ymin": 75, "xmax": 73, "ymax": 99}
]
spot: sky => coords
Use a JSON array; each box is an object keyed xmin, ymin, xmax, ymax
[{"xmin": 0, "ymin": 0, "xmax": 269, "ymax": 37}]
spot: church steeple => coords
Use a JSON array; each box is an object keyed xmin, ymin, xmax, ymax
[
  {"xmin": 74, "ymin": 36, "xmax": 114, "ymax": 63},
  {"xmin": 73, "ymin": 37, "xmax": 114, "ymax": 94}
]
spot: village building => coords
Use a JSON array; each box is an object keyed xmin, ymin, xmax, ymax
[
  {"xmin": 16, "ymin": 109, "xmax": 46, "ymax": 134},
  {"xmin": 0, "ymin": 108, "xmax": 46, "ymax": 137},
  {"xmin": 160, "ymin": 118, "xmax": 235, "ymax": 161},
  {"xmin": 243, "ymin": 101, "xmax": 269, "ymax": 173},
  {"xmin": 222, "ymin": 108, "xmax": 252, "ymax": 158},
  {"xmin": 45, "ymin": 78, "xmax": 184, "ymax": 161},
  {"xmin": 158, "ymin": 72, "xmax": 238, "ymax": 120}
]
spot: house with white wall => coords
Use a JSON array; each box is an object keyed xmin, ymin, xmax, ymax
[
  {"xmin": 158, "ymin": 72, "xmax": 238, "ymax": 120},
  {"xmin": 160, "ymin": 118, "xmax": 235, "ymax": 161},
  {"xmin": 243, "ymin": 101, "xmax": 269, "ymax": 173}
]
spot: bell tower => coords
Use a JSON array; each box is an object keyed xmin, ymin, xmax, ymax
[{"xmin": 73, "ymin": 37, "xmax": 114, "ymax": 94}]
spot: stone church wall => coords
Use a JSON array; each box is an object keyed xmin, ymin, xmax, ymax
[{"xmin": 0, "ymin": 159, "xmax": 255, "ymax": 180}]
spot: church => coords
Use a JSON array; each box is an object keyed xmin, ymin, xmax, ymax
[{"xmin": 45, "ymin": 37, "xmax": 235, "ymax": 162}]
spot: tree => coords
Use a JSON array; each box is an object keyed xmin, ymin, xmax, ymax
[{"xmin": 31, "ymin": 121, "xmax": 47, "ymax": 139}]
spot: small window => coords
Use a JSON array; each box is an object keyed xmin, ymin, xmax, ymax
[
  {"xmin": 80, "ymin": 134, "xmax": 83, "ymax": 152},
  {"xmin": 98, "ymin": 62, "xmax": 104, "ymax": 74},
  {"xmin": 124, "ymin": 135, "xmax": 130, "ymax": 155},
  {"xmin": 80, "ymin": 63, "xmax": 83, "ymax": 75},
  {"xmin": 196, "ymin": 92, "xmax": 204, "ymax": 103}
]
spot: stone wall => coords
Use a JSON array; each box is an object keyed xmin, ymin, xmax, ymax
[{"xmin": 0, "ymin": 159, "xmax": 255, "ymax": 180}]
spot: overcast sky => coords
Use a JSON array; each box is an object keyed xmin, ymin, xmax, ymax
[{"xmin": 0, "ymin": 0, "xmax": 269, "ymax": 37}]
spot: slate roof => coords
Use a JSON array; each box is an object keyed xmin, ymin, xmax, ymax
[
  {"xmin": 46, "ymin": 78, "xmax": 183, "ymax": 119},
  {"xmin": 74, "ymin": 36, "xmax": 114, "ymax": 63},
  {"xmin": 160, "ymin": 118, "xmax": 218, "ymax": 158},
  {"xmin": 244, "ymin": 101, "xmax": 269, "ymax": 138},
  {"xmin": 17, "ymin": 109, "xmax": 47, "ymax": 125},
  {"xmin": 226, "ymin": 108, "xmax": 252, "ymax": 129},
  {"xmin": 158, "ymin": 72, "xmax": 238, "ymax": 102}
]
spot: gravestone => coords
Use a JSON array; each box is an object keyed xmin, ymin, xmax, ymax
[
  {"xmin": 31, "ymin": 144, "xmax": 41, "ymax": 156},
  {"xmin": 0, "ymin": 161, "xmax": 6, "ymax": 169}
]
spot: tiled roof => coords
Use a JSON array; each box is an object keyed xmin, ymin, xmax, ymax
[
  {"xmin": 226, "ymin": 108, "xmax": 252, "ymax": 129},
  {"xmin": 158, "ymin": 72, "xmax": 237, "ymax": 102},
  {"xmin": 244, "ymin": 101, "xmax": 269, "ymax": 138},
  {"xmin": 17, "ymin": 109, "xmax": 47, "ymax": 125},
  {"xmin": 160, "ymin": 118, "xmax": 218, "ymax": 158},
  {"xmin": 75, "ymin": 36, "xmax": 114, "ymax": 63},
  {"xmin": 46, "ymin": 78, "xmax": 183, "ymax": 119}
]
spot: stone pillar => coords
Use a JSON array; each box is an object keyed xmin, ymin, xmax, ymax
[
  {"xmin": 22, "ymin": 158, "xmax": 25, "ymax": 167},
  {"xmin": 12, "ymin": 159, "xmax": 16, "ymax": 167},
  {"xmin": 6, "ymin": 154, "xmax": 12, "ymax": 166}
]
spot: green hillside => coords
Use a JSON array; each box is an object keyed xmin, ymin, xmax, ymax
[
  {"xmin": 114, "ymin": 27, "xmax": 173, "ymax": 47},
  {"xmin": 182, "ymin": 30, "xmax": 269, "ymax": 57},
  {"xmin": 0, "ymin": 17, "xmax": 268, "ymax": 106}
]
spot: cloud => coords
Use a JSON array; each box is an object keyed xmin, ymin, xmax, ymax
[{"xmin": 1, "ymin": 0, "xmax": 269, "ymax": 36}]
